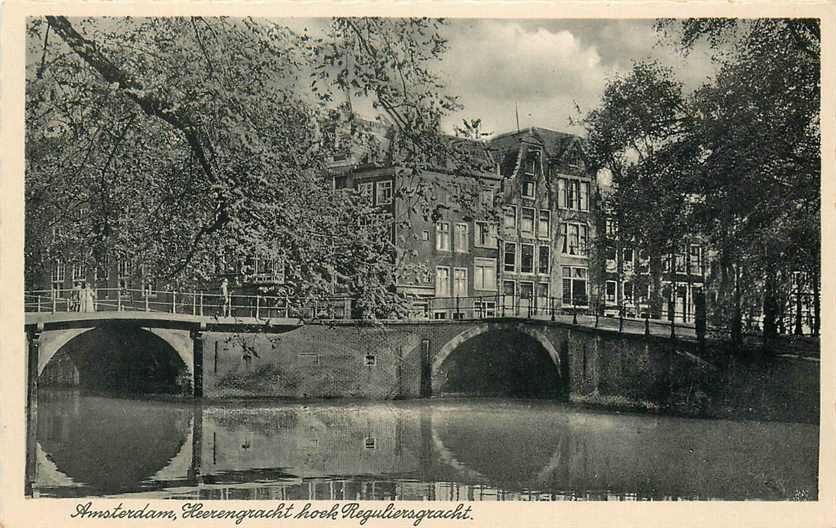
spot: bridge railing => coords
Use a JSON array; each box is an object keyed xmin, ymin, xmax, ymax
[
  {"xmin": 23, "ymin": 288, "xmax": 352, "ymax": 320},
  {"xmin": 24, "ymin": 288, "xmax": 697, "ymax": 338}
]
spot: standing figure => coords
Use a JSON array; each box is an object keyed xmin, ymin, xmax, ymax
[
  {"xmin": 221, "ymin": 278, "xmax": 231, "ymax": 317},
  {"xmin": 71, "ymin": 282, "xmax": 82, "ymax": 312}
]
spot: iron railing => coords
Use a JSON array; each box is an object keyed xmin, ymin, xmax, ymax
[{"xmin": 24, "ymin": 288, "xmax": 700, "ymax": 339}]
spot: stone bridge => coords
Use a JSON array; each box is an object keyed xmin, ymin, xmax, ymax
[{"xmin": 25, "ymin": 311, "xmax": 712, "ymax": 402}]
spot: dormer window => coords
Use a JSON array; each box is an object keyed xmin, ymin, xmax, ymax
[
  {"xmin": 522, "ymin": 181, "xmax": 536, "ymax": 199},
  {"xmin": 525, "ymin": 150, "xmax": 540, "ymax": 176}
]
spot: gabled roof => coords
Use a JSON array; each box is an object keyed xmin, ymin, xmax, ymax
[{"xmin": 488, "ymin": 127, "xmax": 586, "ymax": 178}]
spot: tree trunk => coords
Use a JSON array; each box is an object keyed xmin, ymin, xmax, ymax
[
  {"xmin": 762, "ymin": 258, "xmax": 778, "ymax": 343},
  {"xmin": 794, "ymin": 280, "xmax": 803, "ymax": 336},
  {"xmin": 813, "ymin": 267, "xmax": 820, "ymax": 337},
  {"xmin": 649, "ymin": 253, "xmax": 663, "ymax": 319},
  {"xmin": 731, "ymin": 260, "xmax": 742, "ymax": 347}
]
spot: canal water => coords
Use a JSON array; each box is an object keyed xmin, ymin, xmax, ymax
[{"xmin": 35, "ymin": 388, "xmax": 818, "ymax": 500}]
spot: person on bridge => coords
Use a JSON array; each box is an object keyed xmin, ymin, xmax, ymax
[
  {"xmin": 221, "ymin": 278, "xmax": 231, "ymax": 317},
  {"xmin": 79, "ymin": 282, "xmax": 96, "ymax": 312}
]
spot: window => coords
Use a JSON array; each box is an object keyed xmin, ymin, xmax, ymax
[
  {"xmin": 689, "ymin": 245, "xmax": 702, "ymax": 275},
  {"xmin": 503, "ymin": 280, "xmax": 516, "ymax": 302},
  {"xmin": 675, "ymin": 251, "xmax": 686, "ymax": 273},
  {"xmin": 71, "ymin": 262, "xmax": 85, "ymax": 287},
  {"xmin": 538, "ymin": 246, "xmax": 550, "ymax": 274},
  {"xmin": 504, "ymin": 242, "xmax": 517, "ymax": 272},
  {"xmin": 118, "ymin": 260, "xmax": 131, "ymax": 290},
  {"xmin": 453, "ymin": 268, "xmax": 468, "ymax": 297},
  {"xmin": 519, "ymin": 281, "xmax": 534, "ymax": 302},
  {"xmin": 558, "ymin": 177, "xmax": 591, "ymax": 211},
  {"xmin": 51, "ymin": 260, "xmax": 65, "ymax": 291},
  {"xmin": 561, "ymin": 266, "xmax": 588, "ymax": 306},
  {"xmin": 474, "ymin": 258, "xmax": 497, "ymax": 291},
  {"xmin": 454, "ymin": 223, "xmax": 469, "ymax": 253},
  {"xmin": 624, "ymin": 282, "xmax": 635, "ymax": 303},
  {"xmin": 435, "ymin": 222, "xmax": 450, "ymax": 251},
  {"xmin": 606, "ymin": 217, "xmax": 617, "ymax": 237},
  {"xmin": 580, "ymin": 182, "xmax": 590, "ymax": 211},
  {"xmin": 538, "ymin": 210, "xmax": 550, "ymax": 239},
  {"xmin": 606, "ymin": 281, "xmax": 617, "ymax": 303},
  {"xmin": 525, "ymin": 152, "xmax": 539, "ymax": 176},
  {"xmin": 560, "ymin": 223, "xmax": 587, "ymax": 256},
  {"xmin": 623, "ymin": 248, "xmax": 634, "ymax": 270},
  {"xmin": 480, "ymin": 189, "xmax": 493, "ymax": 206},
  {"xmin": 521, "ymin": 208, "xmax": 535, "ymax": 235},
  {"xmin": 433, "ymin": 311, "xmax": 448, "ymax": 320},
  {"xmin": 364, "ymin": 355, "xmax": 377, "ymax": 367},
  {"xmin": 503, "ymin": 206, "xmax": 517, "ymax": 229},
  {"xmin": 474, "ymin": 222, "xmax": 498, "ymax": 248},
  {"xmin": 375, "ymin": 180, "xmax": 393, "ymax": 205},
  {"xmin": 638, "ymin": 249, "xmax": 649, "ymax": 274},
  {"xmin": 522, "ymin": 181, "xmax": 536, "ymax": 199},
  {"xmin": 422, "ymin": 230, "xmax": 430, "ymax": 241},
  {"xmin": 364, "ymin": 436, "xmax": 377, "ymax": 449},
  {"xmin": 358, "ymin": 182, "xmax": 373, "ymax": 199},
  {"xmin": 435, "ymin": 267, "xmax": 450, "ymax": 297},
  {"xmin": 520, "ymin": 244, "xmax": 534, "ymax": 273}
]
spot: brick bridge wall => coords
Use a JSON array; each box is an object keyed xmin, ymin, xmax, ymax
[{"xmin": 196, "ymin": 319, "xmax": 712, "ymax": 407}]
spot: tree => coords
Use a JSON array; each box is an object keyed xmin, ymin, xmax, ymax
[
  {"xmin": 26, "ymin": 16, "xmax": 465, "ymax": 318},
  {"xmin": 580, "ymin": 61, "xmax": 695, "ymax": 319},
  {"xmin": 661, "ymin": 19, "xmax": 821, "ymax": 341}
]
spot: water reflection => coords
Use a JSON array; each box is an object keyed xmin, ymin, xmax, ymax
[{"xmin": 35, "ymin": 389, "xmax": 818, "ymax": 500}]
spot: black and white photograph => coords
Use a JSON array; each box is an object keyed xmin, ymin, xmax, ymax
[{"xmin": 10, "ymin": 6, "xmax": 826, "ymax": 512}]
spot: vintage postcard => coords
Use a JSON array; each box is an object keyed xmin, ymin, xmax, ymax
[{"xmin": 1, "ymin": 1, "xmax": 834, "ymax": 527}]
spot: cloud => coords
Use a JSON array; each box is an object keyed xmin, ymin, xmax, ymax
[{"xmin": 442, "ymin": 21, "xmax": 609, "ymax": 104}]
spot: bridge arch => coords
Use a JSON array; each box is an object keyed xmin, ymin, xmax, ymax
[
  {"xmin": 431, "ymin": 322, "xmax": 562, "ymax": 396},
  {"xmin": 38, "ymin": 325, "xmax": 194, "ymax": 377}
]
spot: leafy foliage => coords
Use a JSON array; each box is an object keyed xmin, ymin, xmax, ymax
[{"xmin": 26, "ymin": 16, "xmax": 467, "ymax": 318}]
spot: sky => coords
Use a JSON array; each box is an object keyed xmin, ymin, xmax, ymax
[{"xmin": 283, "ymin": 18, "xmax": 719, "ymax": 137}]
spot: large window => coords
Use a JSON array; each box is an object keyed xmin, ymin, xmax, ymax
[
  {"xmin": 453, "ymin": 268, "xmax": 468, "ymax": 297},
  {"xmin": 51, "ymin": 260, "xmax": 65, "ymax": 292},
  {"xmin": 454, "ymin": 223, "xmax": 469, "ymax": 253},
  {"xmin": 375, "ymin": 180, "xmax": 393, "ymax": 205},
  {"xmin": 538, "ymin": 210, "xmax": 550, "ymax": 239},
  {"xmin": 606, "ymin": 280, "xmax": 617, "ymax": 303},
  {"xmin": 560, "ymin": 223, "xmax": 589, "ymax": 256},
  {"xmin": 118, "ymin": 260, "xmax": 131, "ymax": 290},
  {"xmin": 435, "ymin": 222, "xmax": 450, "ymax": 251},
  {"xmin": 503, "ymin": 242, "xmax": 516, "ymax": 272},
  {"xmin": 521, "ymin": 208, "xmax": 535, "ymax": 235},
  {"xmin": 474, "ymin": 222, "xmax": 498, "ymax": 248},
  {"xmin": 538, "ymin": 246, "xmax": 550, "ymax": 275},
  {"xmin": 561, "ymin": 266, "xmax": 588, "ymax": 306},
  {"xmin": 558, "ymin": 178, "xmax": 590, "ymax": 211},
  {"xmin": 474, "ymin": 258, "xmax": 497, "ymax": 291},
  {"xmin": 435, "ymin": 267, "xmax": 450, "ymax": 297},
  {"xmin": 520, "ymin": 244, "xmax": 534, "ymax": 273},
  {"xmin": 503, "ymin": 206, "xmax": 517, "ymax": 229},
  {"xmin": 624, "ymin": 282, "xmax": 635, "ymax": 304}
]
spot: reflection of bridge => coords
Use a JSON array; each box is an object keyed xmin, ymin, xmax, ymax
[{"xmin": 32, "ymin": 396, "xmax": 817, "ymax": 500}]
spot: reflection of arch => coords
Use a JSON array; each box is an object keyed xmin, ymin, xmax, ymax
[
  {"xmin": 37, "ymin": 325, "xmax": 193, "ymax": 376},
  {"xmin": 432, "ymin": 323, "xmax": 561, "ymax": 394},
  {"xmin": 431, "ymin": 427, "xmax": 488, "ymax": 483}
]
